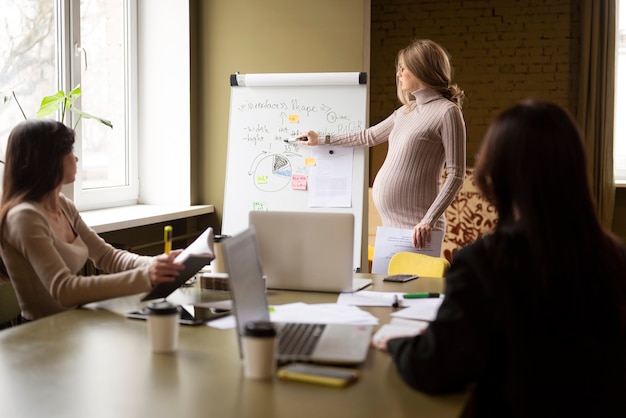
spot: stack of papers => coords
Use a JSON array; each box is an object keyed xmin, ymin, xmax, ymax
[
  {"xmin": 336, "ymin": 290, "xmax": 444, "ymax": 345},
  {"xmin": 337, "ymin": 290, "xmax": 444, "ymax": 320},
  {"xmin": 208, "ymin": 302, "xmax": 378, "ymax": 330}
]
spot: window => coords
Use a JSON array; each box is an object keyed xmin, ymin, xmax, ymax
[
  {"xmin": 0, "ymin": 1, "xmax": 57, "ymax": 150},
  {"xmin": 1, "ymin": 0, "xmax": 192, "ymax": 210},
  {"xmin": 1, "ymin": 0, "xmax": 138, "ymax": 209},
  {"xmin": 74, "ymin": 0, "xmax": 138, "ymax": 208},
  {"xmin": 616, "ymin": 0, "xmax": 626, "ymax": 184}
]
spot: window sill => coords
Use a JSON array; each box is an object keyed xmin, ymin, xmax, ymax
[{"xmin": 80, "ymin": 204, "xmax": 215, "ymax": 234}]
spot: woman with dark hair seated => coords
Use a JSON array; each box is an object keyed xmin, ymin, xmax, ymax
[
  {"xmin": 0, "ymin": 119, "xmax": 184, "ymax": 321},
  {"xmin": 375, "ymin": 99, "xmax": 626, "ymax": 417}
]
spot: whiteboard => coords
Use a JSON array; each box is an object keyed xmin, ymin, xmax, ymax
[{"xmin": 222, "ymin": 72, "xmax": 368, "ymax": 270}]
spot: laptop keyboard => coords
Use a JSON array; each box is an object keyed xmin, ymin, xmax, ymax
[{"xmin": 278, "ymin": 323, "xmax": 326, "ymax": 356}]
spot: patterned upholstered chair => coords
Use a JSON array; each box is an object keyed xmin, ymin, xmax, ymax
[{"xmin": 442, "ymin": 168, "xmax": 498, "ymax": 262}]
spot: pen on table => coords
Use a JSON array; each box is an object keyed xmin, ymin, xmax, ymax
[
  {"xmin": 403, "ymin": 292, "xmax": 441, "ymax": 299},
  {"xmin": 392, "ymin": 294, "xmax": 400, "ymax": 308},
  {"xmin": 164, "ymin": 225, "xmax": 173, "ymax": 255}
]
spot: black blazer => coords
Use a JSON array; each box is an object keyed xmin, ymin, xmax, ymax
[{"xmin": 387, "ymin": 231, "xmax": 626, "ymax": 418}]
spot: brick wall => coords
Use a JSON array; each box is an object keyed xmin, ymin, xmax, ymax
[{"xmin": 369, "ymin": 0, "xmax": 581, "ymax": 181}]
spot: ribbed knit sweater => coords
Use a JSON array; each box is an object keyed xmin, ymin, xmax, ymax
[
  {"xmin": 331, "ymin": 88, "xmax": 466, "ymax": 233},
  {"xmin": 1, "ymin": 194, "xmax": 153, "ymax": 320}
]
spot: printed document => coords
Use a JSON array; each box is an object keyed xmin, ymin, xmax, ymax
[{"xmin": 371, "ymin": 227, "xmax": 444, "ymax": 274}]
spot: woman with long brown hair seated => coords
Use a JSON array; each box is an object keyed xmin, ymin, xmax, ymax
[{"xmin": 0, "ymin": 119, "xmax": 184, "ymax": 321}]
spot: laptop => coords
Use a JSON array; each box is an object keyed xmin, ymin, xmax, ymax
[
  {"xmin": 222, "ymin": 226, "xmax": 373, "ymax": 365},
  {"xmin": 248, "ymin": 211, "xmax": 372, "ymax": 292}
]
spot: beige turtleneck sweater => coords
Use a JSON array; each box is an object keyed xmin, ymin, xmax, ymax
[{"xmin": 331, "ymin": 88, "xmax": 466, "ymax": 233}]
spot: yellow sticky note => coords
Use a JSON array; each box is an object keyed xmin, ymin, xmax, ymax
[
  {"xmin": 255, "ymin": 175, "xmax": 268, "ymax": 184},
  {"xmin": 288, "ymin": 114, "xmax": 299, "ymax": 123},
  {"xmin": 305, "ymin": 157, "xmax": 316, "ymax": 166}
]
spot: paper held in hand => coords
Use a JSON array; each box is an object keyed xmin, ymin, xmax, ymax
[
  {"xmin": 141, "ymin": 226, "xmax": 215, "ymax": 301},
  {"xmin": 371, "ymin": 227, "xmax": 444, "ymax": 274}
]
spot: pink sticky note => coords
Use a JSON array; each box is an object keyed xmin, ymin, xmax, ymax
[{"xmin": 291, "ymin": 174, "xmax": 307, "ymax": 190}]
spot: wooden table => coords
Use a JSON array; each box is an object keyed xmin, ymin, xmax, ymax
[{"xmin": 0, "ymin": 275, "xmax": 468, "ymax": 418}]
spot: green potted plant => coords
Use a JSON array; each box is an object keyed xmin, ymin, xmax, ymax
[{"xmin": 2, "ymin": 85, "xmax": 112, "ymax": 163}]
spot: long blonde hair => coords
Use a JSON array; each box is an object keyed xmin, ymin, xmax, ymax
[{"xmin": 396, "ymin": 39, "xmax": 465, "ymax": 109}]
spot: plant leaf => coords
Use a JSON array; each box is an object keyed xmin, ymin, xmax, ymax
[
  {"xmin": 68, "ymin": 85, "xmax": 82, "ymax": 99},
  {"xmin": 36, "ymin": 91, "xmax": 66, "ymax": 117},
  {"xmin": 70, "ymin": 108, "xmax": 113, "ymax": 129}
]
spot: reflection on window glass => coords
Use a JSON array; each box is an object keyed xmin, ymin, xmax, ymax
[
  {"xmin": 0, "ymin": 0, "xmax": 56, "ymax": 153},
  {"xmin": 80, "ymin": 0, "xmax": 128, "ymax": 189}
]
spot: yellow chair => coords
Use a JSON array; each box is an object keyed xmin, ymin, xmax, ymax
[
  {"xmin": 387, "ymin": 252, "xmax": 451, "ymax": 278},
  {"xmin": 368, "ymin": 245, "xmax": 374, "ymax": 263}
]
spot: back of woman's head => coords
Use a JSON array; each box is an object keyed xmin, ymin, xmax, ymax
[
  {"xmin": 474, "ymin": 99, "xmax": 592, "ymax": 229},
  {"xmin": 2, "ymin": 119, "xmax": 75, "ymax": 204},
  {"xmin": 396, "ymin": 39, "xmax": 465, "ymax": 108},
  {"xmin": 473, "ymin": 99, "xmax": 625, "ymax": 295},
  {"xmin": 475, "ymin": 100, "xmax": 626, "ymax": 349}
]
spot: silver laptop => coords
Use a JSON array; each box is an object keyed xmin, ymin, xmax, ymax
[
  {"xmin": 248, "ymin": 211, "xmax": 372, "ymax": 292},
  {"xmin": 222, "ymin": 226, "xmax": 373, "ymax": 365}
]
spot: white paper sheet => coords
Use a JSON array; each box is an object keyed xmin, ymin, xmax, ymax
[
  {"xmin": 390, "ymin": 298, "xmax": 444, "ymax": 322},
  {"xmin": 336, "ymin": 290, "xmax": 398, "ymax": 307},
  {"xmin": 207, "ymin": 302, "xmax": 379, "ymax": 329},
  {"xmin": 371, "ymin": 317, "xmax": 429, "ymax": 345},
  {"xmin": 337, "ymin": 290, "xmax": 442, "ymax": 308},
  {"xmin": 371, "ymin": 227, "xmax": 444, "ymax": 274},
  {"xmin": 308, "ymin": 147, "xmax": 353, "ymax": 207}
]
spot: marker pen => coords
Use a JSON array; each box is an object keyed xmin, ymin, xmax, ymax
[
  {"xmin": 403, "ymin": 292, "xmax": 440, "ymax": 299},
  {"xmin": 283, "ymin": 136, "xmax": 308, "ymax": 143},
  {"xmin": 163, "ymin": 225, "xmax": 173, "ymax": 255}
]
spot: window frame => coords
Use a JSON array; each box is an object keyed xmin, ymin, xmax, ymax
[
  {"xmin": 60, "ymin": 0, "xmax": 140, "ymax": 209},
  {"xmin": 2, "ymin": 0, "xmax": 192, "ymax": 210}
]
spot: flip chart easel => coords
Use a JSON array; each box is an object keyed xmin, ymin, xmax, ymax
[{"xmin": 222, "ymin": 72, "xmax": 368, "ymax": 270}]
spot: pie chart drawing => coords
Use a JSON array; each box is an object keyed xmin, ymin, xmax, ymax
[{"xmin": 253, "ymin": 153, "xmax": 293, "ymax": 192}]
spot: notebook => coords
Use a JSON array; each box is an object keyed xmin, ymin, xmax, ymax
[
  {"xmin": 222, "ymin": 226, "xmax": 373, "ymax": 365},
  {"xmin": 248, "ymin": 211, "xmax": 372, "ymax": 293},
  {"xmin": 125, "ymin": 226, "xmax": 231, "ymax": 325}
]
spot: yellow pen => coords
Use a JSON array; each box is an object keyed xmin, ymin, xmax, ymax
[{"xmin": 164, "ymin": 225, "xmax": 173, "ymax": 254}]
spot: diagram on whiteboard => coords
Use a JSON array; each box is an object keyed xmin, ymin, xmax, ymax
[{"xmin": 249, "ymin": 151, "xmax": 304, "ymax": 192}]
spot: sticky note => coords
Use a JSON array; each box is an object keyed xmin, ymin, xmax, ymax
[
  {"xmin": 253, "ymin": 202, "xmax": 268, "ymax": 211},
  {"xmin": 305, "ymin": 157, "xmax": 316, "ymax": 166},
  {"xmin": 288, "ymin": 114, "xmax": 299, "ymax": 123},
  {"xmin": 255, "ymin": 175, "xmax": 268, "ymax": 184},
  {"xmin": 291, "ymin": 174, "xmax": 307, "ymax": 190}
]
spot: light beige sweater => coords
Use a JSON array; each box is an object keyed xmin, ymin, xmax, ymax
[
  {"xmin": 1, "ymin": 194, "xmax": 153, "ymax": 320},
  {"xmin": 332, "ymin": 88, "xmax": 466, "ymax": 233}
]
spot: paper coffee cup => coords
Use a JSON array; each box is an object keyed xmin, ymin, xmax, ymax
[
  {"xmin": 211, "ymin": 235, "xmax": 230, "ymax": 273},
  {"xmin": 146, "ymin": 301, "xmax": 180, "ymax": 353},
  {"xmin": 242, "ymin": 321, "xmax": 277, "ymax": 379}
]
